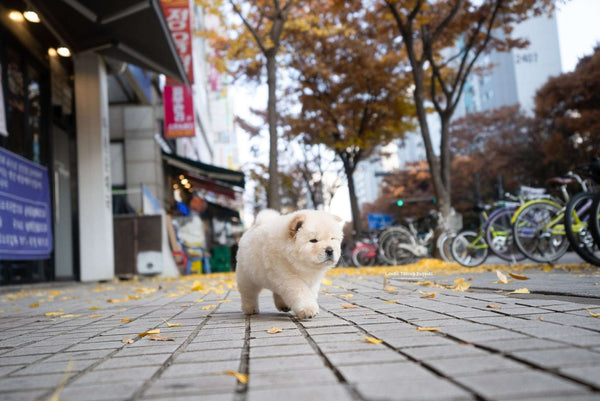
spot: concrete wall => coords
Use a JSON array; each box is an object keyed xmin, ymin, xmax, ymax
[{"xmin": 109, "ymin": 105, "xmax": 165, "ymax": 211}]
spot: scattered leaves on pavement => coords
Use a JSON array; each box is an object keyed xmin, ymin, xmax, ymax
[
  {"xmin": 364, "ymin": 337, "xmax": 383, "ymax": 344},
  {"xmin": 585, "ymin": 308, "xmax": 600, "ymax": 318},
  {"xmin": 161, "ymin": 318, "xmax": 181, "ymax": 327},
  {"xmin": 384, "ymin": 300, "xmax": 397, "ymax": 303},
  {"xmin": 385, "ymin": 286, "xmax": 396, "ymax": 291},
  {"xmin": 61, "ymin": 314, "xmax": 82, "ymax": 318},
  {"xmin": 201, "ymin": 305, "xmax": 217, "ymax": 310},
  {"xmin": 218, "ymin": 299, "xmax": 232, "ymax": 303},
  {"xmin": 417, "ymin": 327, "xmax": 440, "ymax": 332},
  {"xmin": 122, "ymin": 338, "xmax": 135, "ymax": 344},
  {"xmin": 496, "ymin": 270, "xmax": 511, "ymax": 284},
  {"xmin": 322, "ymin": 278, "xmax": 332, "ymax": 286},
  {"xmin": 88, "ymin": 315, "xmax": 104, "ymax": 318},
  {"xmin": 451, "ymin": 278, "xmax": 471, "ymax": 292},
  {"xmin": 121, "ymin": 318, "xmax": 132, "ymax": 323},
  {"xmin": 146, "ymin": 334, "xmax": 174, "ymax": 341},
  {"xmin": 47, "ymin": 359, "xmax": 73, "ymax": 401},
  {"xmin": 89, "ymin": 306, "xmax": 101, "ymax": 311},
  {"xmin": 419, "ymin": 291, "xmax": 436, "ymax": 298},
  {"xmin": 486, "ymin": 303, "xmax": 502, "ymax": 309},
  {"xmin": 29, "ymin": 302, "xmax": 40, "ymax": 308},
  {"xmin": 509, "ymin": 272, "xmax": 530, "ymax": 280},
  {"xmin": 341, "ymin": 304, "xmax": 358, "ymax": 309},
  {"xmin": 267, "ymin": 327, "xmax": 283, "ymax": 334},
  {"xmin": 220, "ymin": 370, "xmax": 248, "ymax": 384},
  {"xmin": 340, "ymin": 294, "xmax": 354, "ymax": 298},
  {"xmin": 45, "ymin": 311, "xmax": 64, "ymax": 316},
  {"xmin": 508, "ymin": 288, "xmax": 530, "ymax": 294},
  {"xmin": 138, "ymin": 329, "xmax": 160, "ymax": 337}
]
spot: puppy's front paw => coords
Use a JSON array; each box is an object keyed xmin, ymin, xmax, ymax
[
  {"xmin": 296, "ymin": 304, "xmax": 319, "ymax": 319},
  {"xmin": 241, "ymin": 303, "xmax": 259, "ymax": 315}
]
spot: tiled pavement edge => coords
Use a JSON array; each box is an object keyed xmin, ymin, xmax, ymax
[{"xmin": 0, "ymin": 270, "xmax": 599, "ymax": 401}]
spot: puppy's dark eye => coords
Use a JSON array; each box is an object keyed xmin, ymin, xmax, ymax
[{"xmin": 309, "ymin": 239, "xmax": 318, "ymax": 243}]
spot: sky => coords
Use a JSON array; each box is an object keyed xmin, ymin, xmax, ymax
[{"xmin": 233, "ymin": 0, "xmax": 600, "ymax": 222}]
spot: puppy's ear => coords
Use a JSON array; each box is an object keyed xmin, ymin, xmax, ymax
[
  {"xmin": 334, "ymin": 215, "xmax": 343, "ymax": 223},
  {"xmin": 288, "ymin": 213, "xmax": 305, "ymax": 238}
]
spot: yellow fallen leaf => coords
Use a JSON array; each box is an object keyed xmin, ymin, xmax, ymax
[
  {"xmin": 486, "ymin": 303, "xmax": 502, "ymax": 309},
  {"xmin": 417, "ymin": 327, "xmax": 440, "ymax": 332},
  {"xmin": 267, "ymin": 327, "xmax": 283, "ymax": 334},
  {"xmin": 47, "ymin": 358, "xmax": 73, "ymax": 401},
  {"xmin": 419, "ymin": 291, "xmax": 435, "ymax": 298},
  {"xmin": 340, "ymin": 294, "xmax": 354, "ymax": 298},
  {"xmin": 121, "ymin": 318, "xmax": 132, "ymax": 323},
  {"xmin": 201, "ymin": 304, "xmax": 217, "ymax": 310},
  {"xmin": 364, "ymin": 337, "xmax": 383, "ymax": 344},
  {"xmin": 138, "ymin": 329, "xmax": 160, "ymax": 337},
  {"xmin": 167, "ymin": 293, "xmax": 181, "ymax": 297},
  {"xmin": 384, "ymin": 300, "xmax": 397, "ymax": 303},
  {"xmin": 322, "ymin": 278, "xmax": 332, "ymax": 286},
  {"xmin": 29, "ymin": 302, "xmax": 40, "ymax": 308},
  {"xmin": 50, "ymin": 290, "xmax": 62, "ymax": 297},
  {"xmin": 496, "ymin": 270, "xmax": 509, "ymax": 284},
  {"xmin": 128, "ymin": 295, "xmax": 141, "ymax": 300},
  {"xmin": 193, "ymin": 299, "xmax": 204, "ymax": 303},
  {"xmin": 107, "ymin": 298, "xmax": 127, "ymax": 303},
  {"xmin": 122, "ymin": 338, "xmax": 135, "ymax": 344},
  {"xmin": 161, "ymin": 318, "xmax": 181, "ymax": 327},
  {"xmin": 60, "ymin": 314, "xmax": 82, "ymax": 318},
  {"xmin": 341, "ymin": 304, "xmax": 358, "ymax": 309},
  {"xmin": 451, "ymin": 278, "xmax": 471, "ymax": 292},
  {"xmin": 218, "ymin": 299, "xmax": 232, "ymax": 303},
  {"xmin": 542, "ymin": 265, "xmax": 552, "ymax": 272},
  {"xmin": 508, "ymin": 288, "xmax": 530, "ymax": 294},
  {"xmin": 585, "ymin": 308, "xmax": 600, "ymax": 318},
  {"xmin": 414, "ymin": 281, "xmax": 433, "ymax": 286},
  {"xmin": 89, "ymin": 306, "xmax": 101, "ymax": 311},
  {"xmin": 146, "ymin": 334, "xmax": 174, "ymax": 341},
  {"xmin": 385, "ymin": 286, "xmax": 396, "ymax": 291},
  {"xmin": 45, "ymin": 311, "xmax": 64, "ymax": 317},
  {"xmin": 88, "ymin": 314, "xmax": 104, "ymax": 318},
  {"xmin": 508, "ymin": 273, "xmax": 530, "ymax": 280},
  {"xmin": 221, "ymin": 370, "xmax": 248, "ymax": 384},
  {"xmin": 537, "ymin": 316, "xmax": 544, "ymax": 321}
]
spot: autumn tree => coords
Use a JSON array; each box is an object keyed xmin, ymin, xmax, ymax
[
  {"xmin": 534, "ymin": 45, "xmax": 600, "ymax": 171},
  {"xmin": 201, "ymin": 0, "xmax": 296, "ymax": 211},
  {"xmin": 282, "ymin": 1, "xmax": 415, "ymax": 236},
  {"xmin": 382, "ymin": 0, "xmax": 555, "ymax": 220}
]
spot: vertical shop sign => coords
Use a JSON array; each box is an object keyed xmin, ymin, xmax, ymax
[
  {"xmin": 164, "ymin": 84, "xmax": 195, "ymax": 138},
  {"xmin": 160, "ymin": 0, "xmax": 194, "ymax": 84},
  {"xmin": 0, "ymin": 147, "xmax": 53, "ymax": 259},
  {"xmin": 0, "ymin": 65, "xmax": 7, "ymax": 137}
]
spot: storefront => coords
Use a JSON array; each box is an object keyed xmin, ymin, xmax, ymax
[{"xmin": 0, "ymin": 0, "xmax": 188, "ymax": 285}]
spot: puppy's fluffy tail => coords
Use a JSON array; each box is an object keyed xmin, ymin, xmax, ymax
[{"xmin": 253, "ymin": 209, "xmax": 280, "ymax": 227}]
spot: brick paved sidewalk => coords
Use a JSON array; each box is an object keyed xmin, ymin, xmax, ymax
[{"xmin": 1, "ymin": 269, "xmax": 600, "ymax": 401}]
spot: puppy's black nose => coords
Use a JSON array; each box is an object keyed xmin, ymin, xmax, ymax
[{"xmin": 325, "ymin": 247, "xmax": 334, "ymax": 256}]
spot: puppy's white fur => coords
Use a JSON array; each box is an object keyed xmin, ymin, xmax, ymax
[{"xmin": 236, "ymin": 209, "xmax": 343, "ymax": 319}]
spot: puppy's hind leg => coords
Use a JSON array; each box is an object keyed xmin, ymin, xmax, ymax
[
  {"xmin": 273, "ymin": 293, "xmax": 290, "ymax": 312},
  {"xmin": 238, "ymin": 281, "xmax": 261, "ymax": 315}
]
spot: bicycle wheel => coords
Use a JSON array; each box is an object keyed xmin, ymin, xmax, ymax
[
  {"xmin": 351, "ymin": 247, "xmax": 376, "ymax": 267},
  {"xmin": 485, "ymin": 208, "xmax": 526, "ymax": 262},
  {"xmin": 592, "ymin": 194, "xmax": 600, "ymax": 249},
  {"xmin": 437, "ymin": 231, "xmax": 455, "ymax": 262},
  {"xmin": 565, "ymin": 192, "xmax": 600, "ymax": 266},
  {"xmin": 451, "ymin": 230, "xmax": 488, "ymax": 267},
  {"xmin": 378, "ymin": 226, "xmax": 416, "ymax": 265},
  {"xmin": 512, "ymin": 200, "xmax": 569, "ymax": 263}
]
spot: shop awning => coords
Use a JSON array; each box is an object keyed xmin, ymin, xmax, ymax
[
  {"xmin": 28, "ymin": 0, "xmax": 188, "ymax": 85},
  {"xmin": 163, "ymin": 152, "xmax": 245, "ymax": 189}
]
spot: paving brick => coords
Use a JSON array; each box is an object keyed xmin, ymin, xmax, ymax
[
  {"xmin": 250, "ymin": 343, "xmax": 315, "ymax": 358},
  {"xmin": 401, "ymin": 344, "xmax": 490, "ymax": 360},
  {"xmin": 560, "ymin": 365, "xmax": 600, "ymax": 387},
  {"xmin": 249, "ymin": 354, "xmax": 324, "ymax": 373},
  {"xmin": 70, "ymin": 365, "xmax": 160, "ymax": 385},
  {"xmin": 424, "ymin": 354, "xmax": 529, "ymax": 377},
  {"xmin": 356, "ymin": 377, "xmax": 474, "ymax": 401},
  {"xmin": 338, "ymin": 361, "xmax": 437, "ymax": 383},
  {"xmin": 476, "ymin": 337, "xmax": 568, "ymax": 352},
  {"xmin": 511, "ymin": 347, "xmax": 600, "ymax": 368},
  {"xmin": 454, "ymin": 371, "xmax": 588, "ymax": 399},
  {"xmin": 162, "ymin": 360, "xmax": 240, "ymax": 378},
  {"xmin": 247, "ymin": 383, "xmax": 354, "ymax": 401},
  {"xmin": 95, "ymin": 353, "xmax": 171, "ymax": 370},
  {"xmin": 142, "ymin": 375, "xmax": 237, "ymax": 398},
  {"xmin": 59, "ymin": 381, "xmax": 141, "ymax": 401},
  {"xmin": 175, "ymin": 348, "xmax": 241, "ymax": 363},
  {"xmin": 325, "ymin": 349, "xmax": 406, "ymax": 365},
  {"xmin": 248, "ymin": 367, "xmax": 338, "ymax": 389}
]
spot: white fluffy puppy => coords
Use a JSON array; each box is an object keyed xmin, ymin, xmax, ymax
[{"xmin": 236, "ymin": 209, "xmax": 343, "ymax": 319}]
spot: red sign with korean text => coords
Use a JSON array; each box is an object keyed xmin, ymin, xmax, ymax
[
  {"xmin": 164, "ymin": 85, "xmax": 195, "ymax": 138},
  {"xmin": 160, "ymin": 0, "xmax": 194, "ymax": 83}
]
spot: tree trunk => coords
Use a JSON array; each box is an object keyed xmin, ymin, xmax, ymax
[
  {"xmin": 266, "ymin": 52, "xmax": 281, "ymax": 211},
  {"xmin": 412, "ymin": 71, "xmax": 451, "ymax": 218},
  {"xmin": 340, "ymin": 155, "xmax": 362, "ymax": 238}
]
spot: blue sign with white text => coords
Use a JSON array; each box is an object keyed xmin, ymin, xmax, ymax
[
  {"xmin": 0, "ymin": 147, "xmax": 53, "ymax": 260},
  {"xmin": 367, "ymin": 213, "xmax": 393, "ymax": 230}
]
